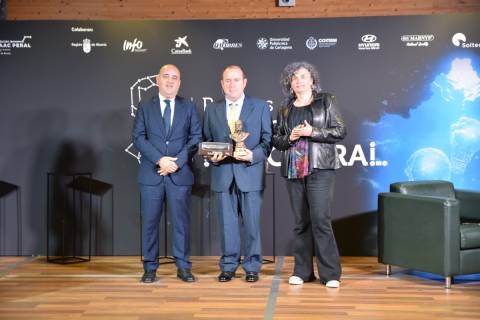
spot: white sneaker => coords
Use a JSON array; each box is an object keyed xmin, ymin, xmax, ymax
[
  {"xmin": 325, "ymin": 280, "xmax": 340, "ymax": 288},
  {"xmin": 288, "ymin": 275, "xmax": 304, "ymax": 285}
]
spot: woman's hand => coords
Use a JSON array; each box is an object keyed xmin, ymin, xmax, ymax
[{"xmin": 292, "ymin": 120, "xmax": 313, "ymax": 138}]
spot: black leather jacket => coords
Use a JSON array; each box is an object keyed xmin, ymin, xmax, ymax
[{"xmin": 272, "ymin": 92, "xmax": 347, "ymax": 177}]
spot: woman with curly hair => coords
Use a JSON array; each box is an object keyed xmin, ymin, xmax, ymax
[{"xmin": 272, "ymin": 61, "xmax": 346, "ymax": 288}]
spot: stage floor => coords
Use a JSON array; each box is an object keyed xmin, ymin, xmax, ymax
[{"xmin": 0, "ymin": 256, "xmax": 479, "ymax": 319}]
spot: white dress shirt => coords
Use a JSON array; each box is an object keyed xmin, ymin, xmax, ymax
[{"xmin": 158, "ymin": 93, "xmax": 175, "ymax": 126}]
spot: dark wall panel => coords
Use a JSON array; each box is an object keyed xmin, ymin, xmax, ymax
[{"xmin": 1, "ymin": 14, "xmax": 479, "ymax": 256}]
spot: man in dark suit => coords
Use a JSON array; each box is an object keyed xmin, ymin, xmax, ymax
[
  {"xmin": 203, "ymin": 65, "xmax": 272, "ymax": 282},
  {"xmin": 132, "ymin": 64, "xmax": 201, "ymax": 283}
]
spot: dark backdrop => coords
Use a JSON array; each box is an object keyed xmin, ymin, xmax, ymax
[{"xmin": 1, "ymin": 14, "xmax": 479, "ymax": 256}]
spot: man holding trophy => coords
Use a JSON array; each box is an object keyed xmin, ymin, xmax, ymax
[{"xmin": 202, "ymin": 65, "xmax": 272, "ymax": 282}]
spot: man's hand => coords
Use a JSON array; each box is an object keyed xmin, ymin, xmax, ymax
[
  {"xmin": 234, "ymin": 148, "xmax": 253, "ymax": 162},
  {"xmin": 208, "ymin": 152, "xmax": 227, "ymax": 163},
  {"xmin": 157, "ymin": 156, "xmax": 178, "ymax": 176}
]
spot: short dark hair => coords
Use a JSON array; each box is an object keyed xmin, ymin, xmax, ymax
[{"xmin": 223, "ymin": 65, "xmax": 247, "ymax": 79}]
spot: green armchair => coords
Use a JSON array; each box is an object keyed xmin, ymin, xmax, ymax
[{"xmin": 378, "ymin": 180, "xmax": 480, "ymax": 288}]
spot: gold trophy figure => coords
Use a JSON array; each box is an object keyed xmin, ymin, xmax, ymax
[{"xmin": 230, "ymin": 120, "xmax": 250, "ymax": 158}]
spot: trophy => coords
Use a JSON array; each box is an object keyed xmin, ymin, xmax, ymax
[
  {"xmin": 230, "ymin": 120, "xmax": 250, "ymax": 158},
  {"xmin": 198, "ymin": 142, "xmax": 233, "ymax": 157}
]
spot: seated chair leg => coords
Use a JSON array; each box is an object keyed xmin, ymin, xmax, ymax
[
  {"xmin": 445, "ymin": 276, "xmax": 452, "ymax": 289},
  {"xmin": 385, "ymin": 264, "xmax": 391, "ymax": 276}
]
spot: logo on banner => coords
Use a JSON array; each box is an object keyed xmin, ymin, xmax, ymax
[
  {"xmin": 306, "ymin": 37, "xmax": 318, "ymax": 50},
  {"xmin": 452, "ymin": 33, "xmax": 480, "ymax": 48},
  {"xmin": 171, "ymin": 36, "xmax": 192, "ymax": 55},
  {"xmin": 71, "ymin": 38, "xmax": 108, "ymax": 54},
  {"xmin": 358, "ymin": 34, "xmax": 380, "ymax": 50},
  {"xmin": 213, "ymin": 39, "xmax": 243, "ymax": 51},
  {"xmin": 256, "ymin": 38, "xmax": 268, "ymax": 50},
  {"xmin": 123, "ymin": 38, "xmax": 147, "ymax": 53},
  {"xmin": 83, "ymin": 38, "xmax": 91, "ymax": 53},
  {"xmin": 0, "ymin": 35, "xmax": 32, "ymax": 56},
  {"xmin": 401, "ymin": 34, "xmax": 434, "ymax": 47},
  {"xmin": 306, "ymin": 36, "xmax": 337, "ymax": 50},
  {"xmin": 256, "ymin": 37, "xmax": 292, "ymax": 50}
]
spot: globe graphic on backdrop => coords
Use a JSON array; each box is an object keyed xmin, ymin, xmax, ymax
[{"xmin": 404, "ymin": 148, "xmax": 452, "ymax": 181}]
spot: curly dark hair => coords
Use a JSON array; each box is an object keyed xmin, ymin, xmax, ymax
[{"xmin": 280, "ymin": 61, "xmax": 321, "ymax": 98}]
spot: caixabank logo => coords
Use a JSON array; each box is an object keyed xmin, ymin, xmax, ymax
[
  {"xmin": 171, "ymin": 36, "xmax": 192, "ymax": 55},
  {"xmin": 452, "ymin": 33, "xmax": 480, "ymax": 48}
]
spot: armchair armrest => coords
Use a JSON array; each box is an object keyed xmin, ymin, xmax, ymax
[
  {"xmin": 378, "ymin": 192, "xmax": 460, "ymax": 276},
  {"xmin": 455, "ymin": 189, "xmax": 480, "ymax": 221}
]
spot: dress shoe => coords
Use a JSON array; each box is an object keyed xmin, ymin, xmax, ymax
[
  {"xmin": 177, "ymin": 268, "xmax": 196, "ymax": 282},
  {"xmin": 141, "ymin": 270, "xmax": 157, "ymax": 283},
  {"xmin": 218, "ymin": 271, "xmax": 235, "ymax": 282},
  {"xmin": 245, "ymin": 271, "xmax": 259, "ymax": 282}
]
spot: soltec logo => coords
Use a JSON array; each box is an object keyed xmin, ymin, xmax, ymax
[
  {"xmin": 123, "ymin": 38, "xmax": 147, "ymax": 53},
  {"xmin": 452, "ymin": 33, "xmax": 466, "ymax": 46},
  {"xmin": 451, "ymin": 33, "xmax": 480, "ymax": 48},
  {"xmin": 361, "ymin": 34, "xmax": 377, "ymax": 43}
]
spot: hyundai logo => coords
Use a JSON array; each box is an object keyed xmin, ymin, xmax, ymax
[{"xmin": 361, "ymin": 34, "xmax": 377, "ymax": 43}]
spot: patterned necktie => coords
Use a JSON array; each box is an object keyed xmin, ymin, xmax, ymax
[
  {"xmin": 163, "ymin": 99, "xmax": 171, "ymax": 135},
  {"xmin": 228, "ymin": 102, "xmax": 238, "ymax": 134}
]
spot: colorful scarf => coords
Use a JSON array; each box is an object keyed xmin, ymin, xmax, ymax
[{"xmin": 288, "ymin": 139, "xmax": 310, "ymax": 179}]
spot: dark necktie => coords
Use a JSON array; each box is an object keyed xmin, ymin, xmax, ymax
[{"xmin": 163, "ymin": 99, "xmax": 171, "ymax": 135}]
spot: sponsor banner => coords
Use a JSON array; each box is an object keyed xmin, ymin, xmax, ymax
[
  {"xmin": 123, "ymin": 38, "xmax": 147, "ymax": 53},
  {"xmin": 452, "ymin": 33, "xmax": 480, "ymax": 48},
  {"xmin": 71, "ymin": 38, "xmax": 108, "ymax": 54},
  {"xmin": 171, "ymin": 36, "xmax": 192, "ymax": 55},
  {"xmin": 213, "ymin": 38, "xmax": 243, "ymax": 51},
  {"xmin": 0, "ymin": 35, "xmax": 32, "ymax": 56},
  {"xmin": 401, "ymin": 34, "xmax": 434, "ymax": 47},
  {"xmin": 305, "ymin": 36, "xmax": 338, "ymax": 50},
  {"xmin": 358, "ymin": 34, "xmax": 380, "ymax": 51},
  {"xmin": 257, "ymin": 37, "xmax": 292, "ymax": 50}
]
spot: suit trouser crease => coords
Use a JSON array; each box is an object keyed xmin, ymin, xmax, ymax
[
  {"xmin": 216, "ymin": 182, "xmax": 263, "ymax": 272},
  {"xmin": 140, "ymin": 178, "xmax": 192, "ymax": 271},
  {"xmin": 286, "ymin": 170, "xmax": 341, "ymax": 282}
]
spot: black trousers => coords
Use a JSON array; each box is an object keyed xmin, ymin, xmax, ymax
[{"xmin": 285, "ymin": 169, "xmax": 341, "ymax": 283}]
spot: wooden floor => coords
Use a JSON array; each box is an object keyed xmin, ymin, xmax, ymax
[{"xmin": 0, "ymin": 256, "xmax": 479, "ymax": 320}]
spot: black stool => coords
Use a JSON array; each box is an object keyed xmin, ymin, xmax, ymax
[
  {"xmin": 47, "ymin": 172, "xmax": 92, "ymax": 264},
  {"xmin": 0, "ymin": 181, "xmax": 22, "ymax": 256},
  {"xmin": 69, "ymin": 176, "xmax": 114, "ymax": 256}
]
